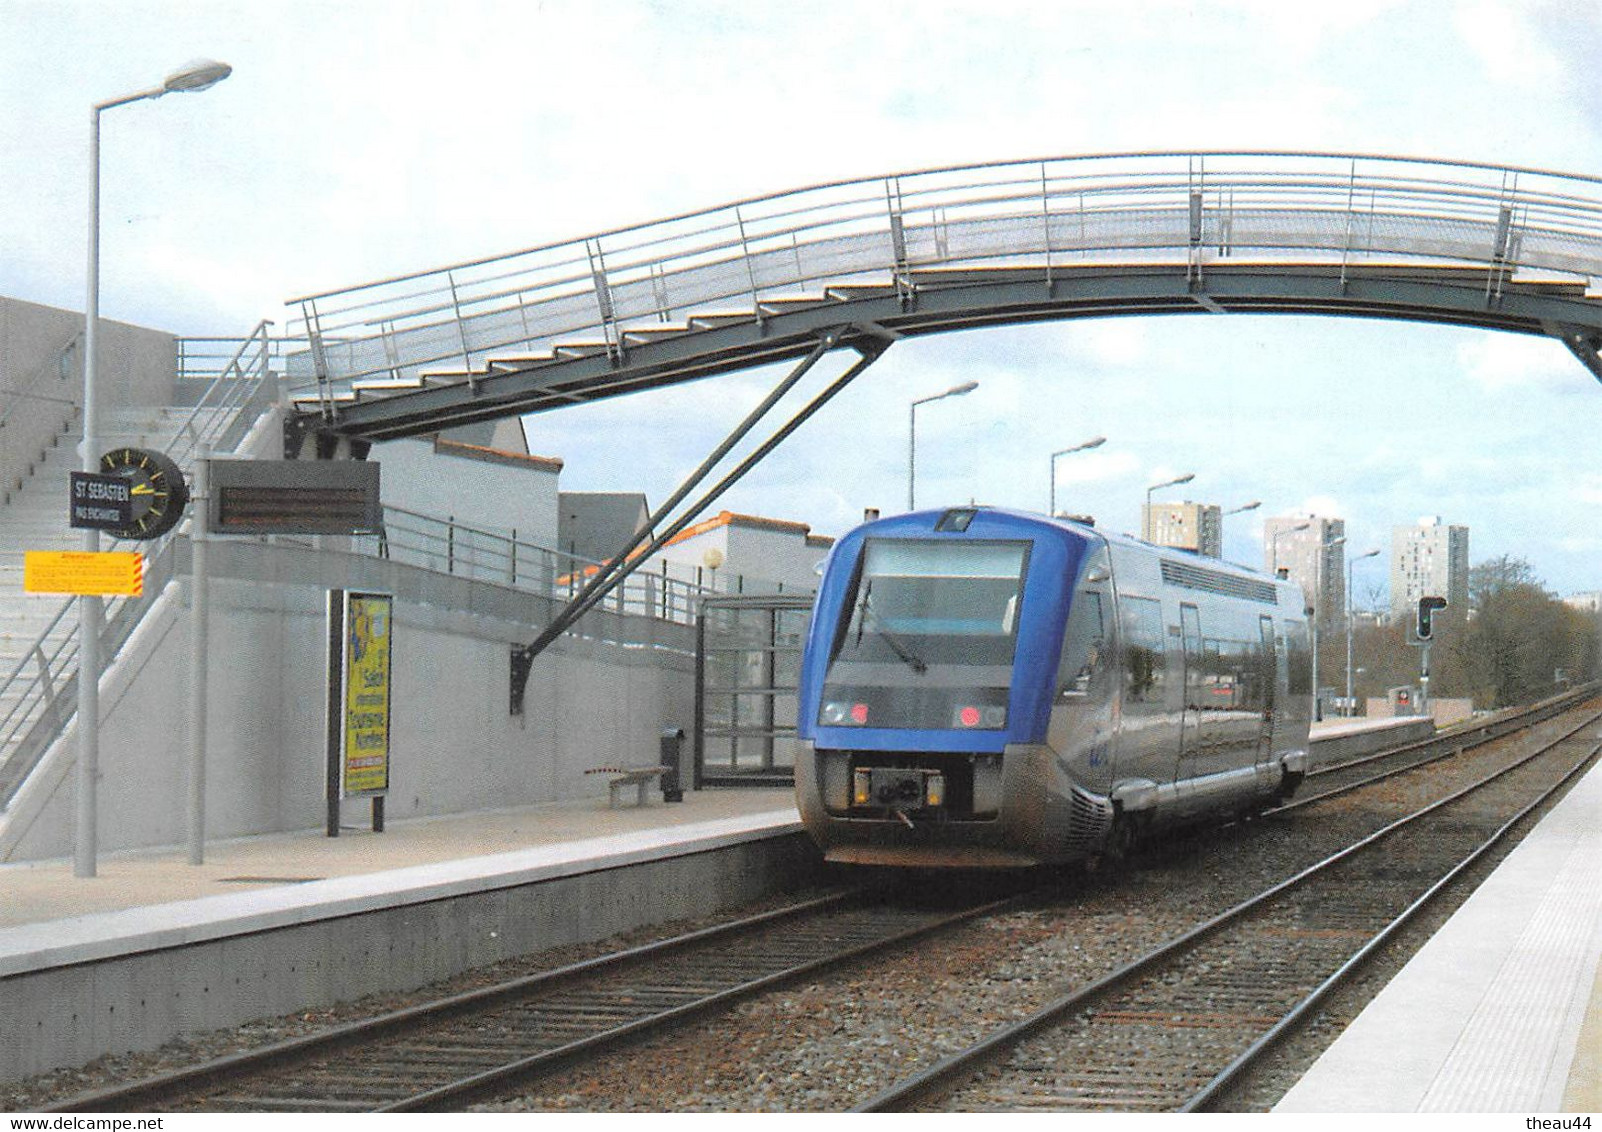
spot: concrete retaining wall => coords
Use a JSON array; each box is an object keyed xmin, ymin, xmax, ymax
[
  {"xmin": 0, "ymin": 824, "xmax": 823, "ymax": 1085},
  {"xmin": 0, "ymin": 538, "xmax": 699, "ymax": 862},
  {"xmin": 1308, "ymin": 717, "xmax": 1436, "ymax": 768}
]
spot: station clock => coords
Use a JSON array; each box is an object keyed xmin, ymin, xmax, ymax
[{"xmin": 98, "ymin": 447, "xmax": 189, "ymax": 541}]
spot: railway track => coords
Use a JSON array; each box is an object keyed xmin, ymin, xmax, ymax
[
  {"xmin": 1288, "ymin": 686, "xmax": 1592, "ymax": 804},
  {"xmin": 856, "ymin": 703, "xmax": 1602, "ymax": 1111},
  {"xmin": 49, "ymin": 881, "xmax": 1044, "ymax": 1112},
  {"xmin": 44, "ymin": 694, "xmax": 1598, "ymax": 1113}
]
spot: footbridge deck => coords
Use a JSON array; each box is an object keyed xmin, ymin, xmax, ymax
[{"xmin": 281, "ymin": 151, "xmax": 1602, "ymax": 445}]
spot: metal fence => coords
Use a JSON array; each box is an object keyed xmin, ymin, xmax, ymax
[
  {"xmin": 356, "ymin": 505, "xmax": 797, "ymax": 629},
  {"xmin": 694, "ymin": 593, "xmax": 813, "ymax": 787}
]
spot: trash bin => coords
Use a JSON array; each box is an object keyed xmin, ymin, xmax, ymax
[{"xmin": 660, "ymin": 727, "xmax": 685, "ymax": 802}]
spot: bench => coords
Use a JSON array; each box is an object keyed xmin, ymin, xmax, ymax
[{"xmin": 586, "ymin": 764, "xmax": 672, "ymax": 808}]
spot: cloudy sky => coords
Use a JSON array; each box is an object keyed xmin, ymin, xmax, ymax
[{"xmin": 5, "ymin": 0, "xmax": 1602, "ymax": 599}]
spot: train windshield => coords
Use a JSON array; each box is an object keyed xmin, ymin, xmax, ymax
[
  {"xmin": 835, "ymin": 539, "xmax": 1028, "ymax": 665},
  {"xmin": 819, "ymin": 539, "xmax": 1027, "ymax": 731}
]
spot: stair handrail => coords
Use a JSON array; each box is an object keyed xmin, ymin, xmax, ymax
[
  {"xmin": 362, "ymin": 503, "xmax": 785, "ymax": 629},
  {"xmin": 161, "ymin": 320, "xmax": 276, "ymax": 464},
  {"xmin": 0, "ymin": 327, "xmax": 275, "ymax": 812},
  {"xmin": 0, "ymin": 329, "xmax": 81, "ymax": 432},
  {"xmin": 0, "ymin": 330, "xmax": 83, "ymax": 505}
]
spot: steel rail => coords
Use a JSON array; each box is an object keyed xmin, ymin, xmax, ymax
[
  {"xmin": 48, "ymin": 883, "xmax": 1038, "ymax": 1113},
  {"xmin": 854, "ymin": 700, "xmax": 1602, "ymax": 1112},
  {"xmin": 1183, "ymin": 732, "xmax": 1602, "ymax": 1112},
  {"xmin": 1277, "ymin": 685, "xmax": 1599, "ymax": 812}
]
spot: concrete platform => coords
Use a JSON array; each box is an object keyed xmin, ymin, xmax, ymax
[
  {"xmin": 0, "ymin": 787, "xmax": 799, "ymax": 931},
  {"xmin": 0, "ymin": 787, "xmax": 810, "ymax": 1084},
  {"xmin": 1276, "ymin": 753, "xmax": 1602, "ymax": 1112},
  {"xmin": 4, "ymin": 716, "xmax": 1596, "ymax": 1108}
]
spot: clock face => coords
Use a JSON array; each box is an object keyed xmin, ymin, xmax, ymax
[{"xmin": 98, "ymin": 447, "xmax": 189, "ymax": 540}]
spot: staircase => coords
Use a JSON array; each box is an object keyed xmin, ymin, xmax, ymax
[{"xmin": 0, "ymin": 324, "xmax": 275, "ymax": 811}]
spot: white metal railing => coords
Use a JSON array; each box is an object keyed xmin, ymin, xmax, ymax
[
  {"xmin": 0, "ymin": 322, "xmax": 275, "ymax": 809},
  {"xmin": 281, "ymin": 151, "xmax": 1602, "ymax": 400},
  {"xmin": 358, "ymin": 504, "xmax": 796, "ymax": 628}
]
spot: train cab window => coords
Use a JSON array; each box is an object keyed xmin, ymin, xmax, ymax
[
  {"xmin": 821, "ymin": 538, "xmax": 1029, "ymax": 731},
  {"xmin": 830, "ymin": 538, "xmax": 1030, "ymax": 669},
  {"xmin": 1057, "ymin": 550, "xmax": 1114, "ymax": 700}
]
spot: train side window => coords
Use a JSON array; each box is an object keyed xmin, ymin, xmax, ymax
[
  {"xmin": 1120, "ymin": 595, "xmax": 1165, "ymax": 702},
  {"xmin": 1057, "ymin": 590, "xmax": 1106, "ymax": 698},
  {"xmin": 1284, "ymin": 619, "xmax": 1312, "ymax": 696}
]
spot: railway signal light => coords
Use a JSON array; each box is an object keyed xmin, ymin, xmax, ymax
[{"xmin": 1417, "ymin": 596, "xmax": 1447, "ymax": 640}]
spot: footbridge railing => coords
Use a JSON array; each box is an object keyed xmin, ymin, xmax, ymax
[{"xmin": 281, "ymin": 151, "xmax": 1602, "ymax": 440}]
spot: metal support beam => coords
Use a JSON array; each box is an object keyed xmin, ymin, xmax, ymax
[
  {"xmin": 1557, "ymin": 326, "xmax": 1602, "ymax": 385},
  {"xmin": 509, "ymin": 331, "xmax": 888, "ymax": 715}
]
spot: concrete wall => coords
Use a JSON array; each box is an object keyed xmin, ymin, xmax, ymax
[
  {"xmin": 371, "ymin": 436, "xmax": 562, "ymax": 549},
  {"xmin": 0, "ymin": 295, "xmax": 177, "ymax": 503},
  {"xmin": 0, "ymin": 538, "xmax": 697, "ymax": 862},
  {"xmin": 0, "ymin": 827, "xmax": 823, "ymax": 1084},
  {"xmin": 652, "ymin": 512, "xmax": 830, "ymax": 595},
  {"xmin": 1364, "ymin": 695, "xmax": 1476, "ymax": 727}
]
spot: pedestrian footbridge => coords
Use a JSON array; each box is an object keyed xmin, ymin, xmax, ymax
[{"xmin": 282, "ymin": 151, "xmax": 1602, "ymax": 448}]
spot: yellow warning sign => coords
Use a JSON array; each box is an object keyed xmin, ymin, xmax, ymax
[{"xmin": 23, "ymin": 551, "xmax": 144, "ymax": 597}]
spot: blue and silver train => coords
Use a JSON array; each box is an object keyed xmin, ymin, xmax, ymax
[{"xmin": 795, "ymin": 506, "xmax": 1313, "ymax": 868}]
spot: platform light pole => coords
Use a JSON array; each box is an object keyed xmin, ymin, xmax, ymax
[
  {"xmin": 1142, "ymin": 472, "xmax": 1194, "ymax": 540},
  {"xmin": 1270, "ymin": 521, "xmax": 1310, "ymax": 575},
  {"xmin": 1048, "ymin": 435, "xmax": 1105, "ymax": 517},
  {"xmin": 1312, "ymin": 535, "xmax": 1345, "ymax": 721},
  {"xmin": 78, "ymin": 59, "xmax": 232, "ymax": 879},
  {"xmin": 1346, "ymin": 548, "xmax": 1381, "ymax": 717},
  {"xmin": 1220, "ymin": 500, "xmax": 1260, "ymax": 559},
  {"xmin": 907, "ymin": 380, "xmax": 977, "ymax": 511}
]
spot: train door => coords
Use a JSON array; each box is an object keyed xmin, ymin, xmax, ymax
[
  {"xmin": 1255, "ymin": 615, "xmax": 1277, "ymax": 769},
  {"xmin": 1178, "ymin": 602, "xmax": 1203, "ymax": 769}
]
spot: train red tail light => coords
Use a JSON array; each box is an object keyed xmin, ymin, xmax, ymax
[{"xmin": 951, "ymin": 704, "xmax": 1006, "ymax": 728}]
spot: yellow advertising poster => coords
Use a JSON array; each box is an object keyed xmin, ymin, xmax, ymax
[{"xmin": 341, "ymin": 592, "xmax": 392, "ymax": 797}]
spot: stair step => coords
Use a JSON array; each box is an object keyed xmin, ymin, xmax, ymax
[
  {"xmin": 552, "ymin": 340, "xmax": 615, "ymax": 359},
  {"xmin": 686, "ymin": 311, "xmax": 755, "ymax": 329}
]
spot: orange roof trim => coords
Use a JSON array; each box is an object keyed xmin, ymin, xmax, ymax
[
  {"xmin": 553, "ymin": 509, "xmax": 829, "ymax": 586},
  {"xmin": 433, "ymin": 438, "xmax": 564, "ymax": 473}
]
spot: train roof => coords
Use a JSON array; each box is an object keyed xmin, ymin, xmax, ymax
[{"xmin": 869, "ymin": 505, "xmax": 1302, "ymax": 606}]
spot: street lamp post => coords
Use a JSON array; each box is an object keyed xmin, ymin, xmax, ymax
[
  {"xmin": 1270, "ymin": 521, "xmax": 1310, "ymax": 574},
  {"xmin": 1312, "ymin": 535, "xmax": 1346, "ymax": 721},
  {"xmin": 1048, "ymin": 435, "xmax": 1105, "ymax": 517},
  {"xmin": 1143, "ymin": 472, "xmax": 1194, "ymax": 540},
  {"xmin": 1221, "ymin": 500, "xmax": 1260, "ymax": 560},
  {"xmin": 1346, "ymin": 548, "xmax": 1380, "ymax": 717},
  {"xmin": 907, "ymin": 380, "xmax": 977, "ymax": 510},
  {"xmin": 77, "ymin": 59, "xmax": 232, "ymax": 879}
]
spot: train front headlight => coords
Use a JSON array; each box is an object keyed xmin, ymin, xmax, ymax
[
  {"xmin": 852, "ymin": 768, "xmax": 872, "ymax": 807},
  {"xmin": 924, "ymin": 772, "xmax": 945, "ymax": 808},
  {"xmin": 822, "ymin": 701, "xmax": 869, "ymax": 726}
]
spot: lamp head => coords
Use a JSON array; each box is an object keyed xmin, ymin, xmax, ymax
[{"xmin": 163, "ymin": 59, "xmax": 232, "ymax": 95}]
